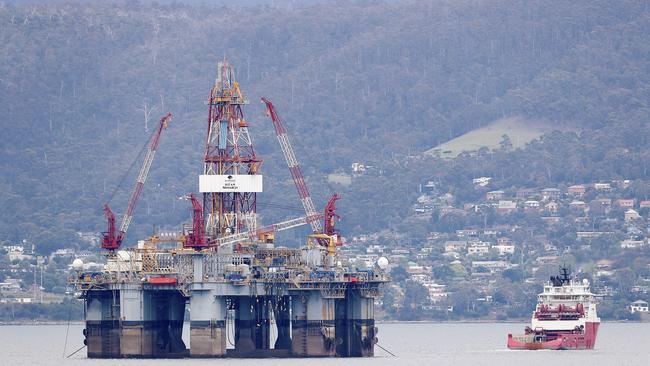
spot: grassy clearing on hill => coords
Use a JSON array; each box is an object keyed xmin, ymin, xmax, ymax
[{"xmin": 425, "ymin": 117, "xmax": 562, "ymax": 158}]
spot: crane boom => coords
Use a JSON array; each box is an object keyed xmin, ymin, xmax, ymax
[
  {"xmin": 215, "ymin": 213, "xmax": 324, "ymax": 247},
  {"xmin": 261, "ymin": 97, "xmax": 322, "ymax": 233},
  {"xmin": 102, "ymin": 112, "xmax": 173, "ymax": 250}
]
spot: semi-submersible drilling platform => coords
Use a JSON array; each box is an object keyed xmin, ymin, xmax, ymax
[{"xmin": 69, "ymin": 61, "xmax": 389, "ymax": 358}]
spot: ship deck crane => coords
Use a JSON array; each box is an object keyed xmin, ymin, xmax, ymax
[{"xmin": 102, "ymin": 112, "xmax": 173, "ymax": 250}]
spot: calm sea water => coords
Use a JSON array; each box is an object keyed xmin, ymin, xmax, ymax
[{"xmin": 0, "ymin": 322, "xmax": 648, "ymax": 366}]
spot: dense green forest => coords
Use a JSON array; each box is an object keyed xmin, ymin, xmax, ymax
[{"xmin": 1, "ymin": 0, "xmax": 650, "ymax": 254}]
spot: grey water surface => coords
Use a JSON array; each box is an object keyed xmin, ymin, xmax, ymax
[{"xmin": 1, "ymin": 322, "xmax": 647, "ymax": 366}]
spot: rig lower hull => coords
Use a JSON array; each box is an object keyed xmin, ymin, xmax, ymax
[{"xmin": 81, "ymin": 281, "xmax": 380, "ymax": 358}]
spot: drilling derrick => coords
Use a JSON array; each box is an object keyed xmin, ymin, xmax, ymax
[{"xmin": 202, "ymin": 60, "xmax": 262, "ymax": 242}]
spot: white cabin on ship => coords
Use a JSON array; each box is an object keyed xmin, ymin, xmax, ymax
[{"xmin": 531, "ymin": 274, "xmax": 600, "ymax": 331}]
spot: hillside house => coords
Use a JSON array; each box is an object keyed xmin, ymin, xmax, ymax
[
  {"xmin": 620, "ymin": 239, "xmax": 646, "ymax": 249},
  {"xmin": 594, "ymin": 183, "xmax": 612, "ymax": 191},
  {"xmin": 570, "ymin": 200, "xmax": 587, "ymax": 212},
  {"xmin": 471, "ymin": 261, "xmax": 511, "ymax": 272},
  {"xmin": 617, "ymin": 199, "xmax": 635, "ymax": 208},
  {"xmin": 473, "ymin": 177, "xmax": 492, "ymax": 187},
  {"xmin": 625, "ymin": 209, "xmax": 641, "ymax": 222},
  {"xmin": 568, "ymin": 184, "xmax": 586, "ymax": 196},
  {"xmin": 456, "ymin": 229, "xmax": 479, "ymax": 238},
  {"xmin": 498, "ymin": 200, "xmax": 517, "ymax": 214},
  {"xmin": 536, "ymin": 256, "xmax": 559, "ymax": 265},
  {"xmin": 351, "ymin": 254, "xmax": 379, "ymax": 268},
  {"xmin": 630, "ymin": 300, "xmax": 649, "ymax": 313},
  {"xmin": 542, "ymin": 216, "xmax": 561, "ymax": 224},
  {"xmin": 366, "ymin": 245, "xmax": 386, "ymax": 254},
  {"xmin": 0, "ymin": 278, "xmax": 22, "ymax": 291},
  {"xmin": 77, "ymin": 231, "xmax": 100, "ymax": 246},
  {"xmin": 416, "ymin": 194, "xmax": 435, "ymax": 204},
  {"xmin": 493, "ymin": 244, "xmax": 515, "ymax": 256},
  {"xmin": 544, "ymin": 243, "xmax": 559, "ymax": 255},
  {"xmin": 467, "ymin": 242, "xmax": 490, "ymax": 255},
  {"xmin": 497, "ymin": 237, "xmax": 512, "ymax": 245},
  {"xmin": 524, "ymin": 200, "xmax": 540, "ymax": 212},
  {"xmin": 406, "ymin": 265, "xmax": 430, "ymax": 275},
  {"xmin": 486, "ymin": 190, "xmax": 505, "ymax": 201},
  {"xmin": 421, "ymin": 282, "xmax": 448, "ymax": 304},
  {"xmin": 577, "ymin": 231, "xmax": 612, "ymax": 239},
  {"xmin": 440, "ymin": 206, "xmax": 465, "ymax": 217},
  {"xmin": 0, "ymin": 298, "xmax": 32, "ymax": 304},
  {"xmin": 544, "ymin": 201, "xmax": 559, "ymax": 214},
  {"xmin": 6, "ymin": 246, "xmax": 32, "ymax": 262},
  {"xmin": 541, "ymin": 188, "xmax": 561, "ymax": 201},
  {"xmin": 424, "ymin": 180, "xmax": 437, "ymax": 189},
  {"xmin": 639, "ymin": 200, "xmax": 650, "ymax": 209},
  {"xmin": 444, "ymin": 241, "xmax": 467, "ymax": 253},
  {"xmin": 516, "ymin": 188, "xmax": 537, "ymax": 199},
  {"xmin": 50, "ymin": 248, "xmax": 75, "ymax": 260},
  {"xmin": 483, "ymin": 229, "xmax": 498, "ymax": 236}
]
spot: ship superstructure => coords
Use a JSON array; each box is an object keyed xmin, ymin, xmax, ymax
[
  {"xmin": 70, "ymin": 61, "xmax": 389, "ymax": 358},
  {"xmin": 508, "ymin": 267, "xmax": 600, "ymax": 350}
]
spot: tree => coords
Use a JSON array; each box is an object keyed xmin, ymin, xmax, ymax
[
  {"xmin": 432, "ymin": 265, "xmax": 456, "ymax": 282},
  {"xmin": 398, "ymin": 281, "xmax": 429, "ymax": 320},
  {"xmin": 499, "ymin": 134, "xmax": 513, "ymax": 151},
  {"xmin": 502, "ymin": 268, "xmax": 524, "ymax": 282},
  {"xmin": 390, "ymin": 266, "xmax": 409, "ymax": 283}
]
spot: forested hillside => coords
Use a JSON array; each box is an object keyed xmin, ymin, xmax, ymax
[{"xmin": 1, "ymin": 1, "xmax": 649, "ymax": 253}]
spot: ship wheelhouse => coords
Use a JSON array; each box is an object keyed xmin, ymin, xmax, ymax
[{"xmin": 531, "ymin": 268, "xmax": 600, "ymax": 331}]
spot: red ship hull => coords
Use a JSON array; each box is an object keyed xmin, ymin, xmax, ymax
[{"xmin": 507, "ymin": 321, "xmax": 599, "ymax": 350}]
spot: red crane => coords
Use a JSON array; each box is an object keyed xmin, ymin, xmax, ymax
[
  {"xmin": 324, "ymin": 193, "xmax": 342, "ymax": 246},
  {"xmin": 183, "ymin": 193, "xmax": 207, "ymax": 249},
  {"xmin": 101, "ymin": 112, "xmax": 173, "ymax": 250},
  {"xmin": 261, "ymin": 97, "xmax": 323, "ymax": 233},
  {"xmin": 261, "ymin": 97, "xmax": 344, "ymax": 248}
]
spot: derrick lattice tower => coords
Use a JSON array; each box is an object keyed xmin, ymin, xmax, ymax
[{"xmin": 201, "ymin": 60, "xmax": 262, "ymax": 241}]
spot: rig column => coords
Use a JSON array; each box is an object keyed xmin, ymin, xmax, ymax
[
  {"xmin": 234, "ymin": 296, "xmax": 256, "ymax": 353},
  {"xmin": 337, "ymin": 289, "xmax": 377, "ymax": 357},
  {"xmin": 86, "ymin": 290, "xmax": 121, "ymax": 358},
  {"xmin": 189, "ymin": 289, "xmax": 227, "ymax": 357},
  {"xmin": 119, "ymin": 285, "xmax": 153, "ymax": 357},
  {"xmin": 189, "ymin": 255, "xmax": 226, "ymax": 357},
  {"xmin": 291, "ymin": 291, "xmax": 337, "ymax": 357},
  {"xmin": 273, "ymin": 296, "xmax": 292, "ymax": 350}
]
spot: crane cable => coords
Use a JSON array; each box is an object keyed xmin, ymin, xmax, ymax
[{"xmin": 105, "ymin": 131, "xmax": 152, "ymax": 205}]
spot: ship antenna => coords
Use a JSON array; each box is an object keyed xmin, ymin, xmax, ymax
[{"xmin": 559, "ymin": 263, "xmax": 571, "ymax": 284}]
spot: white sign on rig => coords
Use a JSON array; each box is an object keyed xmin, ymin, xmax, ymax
[{"xmin": 199, "ymin": 175, "xmax": 263, "ymax": 193}]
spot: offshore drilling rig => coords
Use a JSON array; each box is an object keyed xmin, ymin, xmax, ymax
[{"xmin": 70, "ymin": 60, "xmax": 389, "ymax": 358}]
